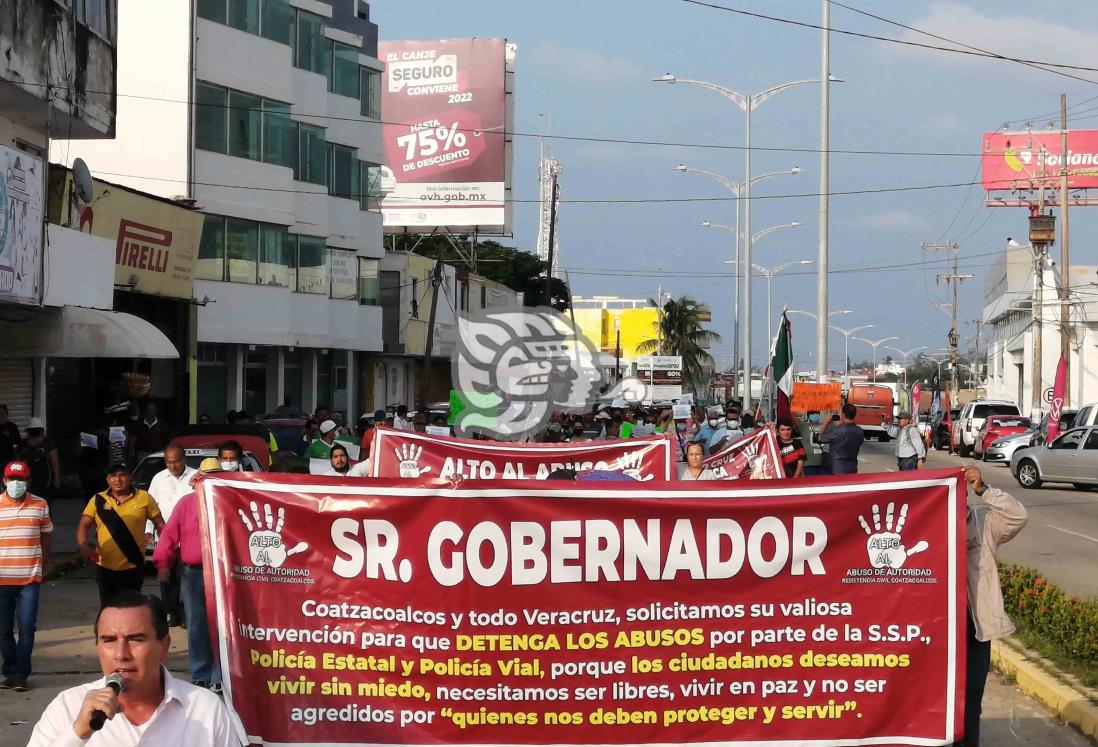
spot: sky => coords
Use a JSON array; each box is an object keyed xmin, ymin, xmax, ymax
[{"xmin": 370, "ymin": 0, "xmax": 1098, "ymax": 371}]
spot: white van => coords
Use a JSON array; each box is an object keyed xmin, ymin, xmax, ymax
[{"xmin": 951, "ymin": 399, "xmax": 1020, "ymax": 457}]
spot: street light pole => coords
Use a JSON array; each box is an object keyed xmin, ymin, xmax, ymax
[
  {"xmin": 854, "ymin": 336, "xmax": 899, "ymax": 383},
  {"xmin": 656, "ymin": 73, "xmax": 823, "ymax": 413},
  {"xmin": 817, "ymin": 0, "xmax": 832, "ymax": 383},
  {"xmin": 691, "ymin": 166, "xmax": 800, "ymax": 398},
  {"xmin": 829, "ymin": 324, "xmax": 874, "ymax": 390},
  {"xmin": 885, "ymin": 346, "xmax": 924, "ymax": 386}
]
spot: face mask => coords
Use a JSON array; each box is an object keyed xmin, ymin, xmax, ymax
[
  {"xmin": 5, "ymin": 480, "xmax": 27, "ymax": 500},
  {"xmin": 727, "ymin": 419, "xmax": 740, "ymax": 429},
  {"xmin": 220, "ymin": 460, "xmax": 240, "ymax": 472},
  {"xmin": 808, "ymin": 414, "xmax": 820, "ymax": 424},
  {"xmin": 708, "ymin": 418, "xmax": 719, "ymax": 427}
]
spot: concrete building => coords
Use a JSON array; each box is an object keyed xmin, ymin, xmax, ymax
[
  {"xmin": 1, "ymin": 0, "xmax": 124, "ymax": 432},
  {"xmin": 571, "ymin": 296, "xmax": 660, "ymax": 378},
  {"xmin": 57, "ymin": 0, "xmax": 386, "ymax": 423},
  {"xmin": 982, "ymin": 242, "xmax": 1098, "ymax": 417}
]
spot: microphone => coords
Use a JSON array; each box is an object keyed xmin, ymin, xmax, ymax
[{"xmin": 90, "ymin": 673, "xmax": 124, "ymax": 731}]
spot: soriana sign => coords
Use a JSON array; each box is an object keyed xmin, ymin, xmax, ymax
[
  {"xmin": 199, "ymin": 470, "xmax": 966, "ymax": 745},
  {"xmin": 982, "ymin": 130, "xmax": 1098, "ymax": 191},
  {"xmin": 47, "ymin": 167, "xmax": 203, "ymax": 300},
  {"xmin": 379, "ymin": 38, "xmax": 513, "ymax": 233},
  {"xmin": 370, "ymin": 427, "xmax": 674, "ymax": 481}
]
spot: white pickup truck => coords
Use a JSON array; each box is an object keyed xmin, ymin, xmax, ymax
[{"xmin": 951, "ymin": 399, "xmax": 1020, "ymax": 457}]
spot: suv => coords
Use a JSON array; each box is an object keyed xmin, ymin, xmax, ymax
[
  {"xmin": 1030, "ymin": 408, "xmax": 1079, "ymax": 447},
  {"xmin": 951, "ymin": 400, "xmax": 1020, "ymax": 457}
]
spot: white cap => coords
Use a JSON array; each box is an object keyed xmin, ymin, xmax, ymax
[
  {"xmin": 27, "ymin": 417, "xmax": 44, "ymax": 430},
  {"xmin": 319, "ymin": 419, "xmax": 337, "ymax": 434}
]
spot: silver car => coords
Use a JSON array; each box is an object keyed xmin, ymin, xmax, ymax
[
  {"xmin": 1010, "ymin": 426, "xmax": 1098, "ymax": 490},
  {"xmin": 985, "ymin": 430, "xmax": 1034, "ymax": 464}
]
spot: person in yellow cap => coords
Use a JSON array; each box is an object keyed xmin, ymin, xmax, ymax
[{"xmin": 152, "ymin": 458, "xmax": 223, "ymax": 691}]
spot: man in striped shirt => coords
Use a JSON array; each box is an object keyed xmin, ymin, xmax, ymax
[{"xmin": 0, "ymin": 460, "xmax": 53, "ymax": 691}]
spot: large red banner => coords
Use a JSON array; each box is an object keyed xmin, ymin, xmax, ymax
[
  {"xmin": 369, "ymin": 427, "xmax": 675, "ymax": 481},
  {"xmin": 982, "ymin": 130, "xmax": 1098, "ymax": 191},
  {"xmin": 199, "ymin": 470, "xmax": 966, "ymax": 746}
]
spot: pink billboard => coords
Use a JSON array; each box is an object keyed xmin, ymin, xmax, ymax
[
  {"xmin": 982, "ymin": 130, "xmax": 1098, "ymax": 191},
  {"xmin": 379, "ymin": 38, "xmax": 513, "ymax": 233}
]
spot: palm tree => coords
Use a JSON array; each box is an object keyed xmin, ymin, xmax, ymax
[{"xmin": 636, "ymin": 295, "xmax": 722, "ymax": 394}]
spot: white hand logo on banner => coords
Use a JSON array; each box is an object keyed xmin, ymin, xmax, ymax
[
  {"xmin": 396, "ymin": 444, "xmax": 432, "ymax": 478},
  {"xmin": 857, "ymin": 502, "xmax": 929, "ymax": 569},
  {"xmin": 608, "ymin": 453, "xmax": 653, "ymax": 481},
  {"xmin": 238, "ymin": 501, "xmax": 309, "ymax": 568}
]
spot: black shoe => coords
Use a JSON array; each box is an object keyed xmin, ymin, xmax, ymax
[
  {"xmin": 0, "ymin": 678, "xmax": 14, "ymax": 690},
  {"xmin": 209, "ymin": 682, "xmax": 223, "ymax": 694},
  {"xmin": 167, "ymin": 614, "xmax": 182, "ymax": 628},
  {"xmin": 12, "ymin": 679, "xmax": 28, "ymax": 692},
  {"xmin": 191, "ymin": 679, "xmax": 209, "ymax": 689}
]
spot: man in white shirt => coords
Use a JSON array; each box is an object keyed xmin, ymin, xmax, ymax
[
  {"xmin": 146, "ymin": 445, "xmax": 195, "ymax": 628},
  {"xmin": 393, "ymin": 405, "xmax": 412, "ymax": 431},
  {"xmin": 27, "ymin": 591, "xmax": 239, "ymax": 746}
]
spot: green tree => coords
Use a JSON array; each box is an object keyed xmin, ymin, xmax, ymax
[
  {"xmin": 635, "ymin": 295, "xmax": 722, "ymax": 394},
  {"xmin": 392, "ymin": 235, "xmax": 548, "ymax": 294}
]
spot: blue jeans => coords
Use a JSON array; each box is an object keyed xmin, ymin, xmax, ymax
[
  {"xmin": 181, "ymin": 565, "xmax": 220, "ymax": 685},
  {"xmin": 0, "ymin": 582, "xmax": 41, "ymax": 680}
]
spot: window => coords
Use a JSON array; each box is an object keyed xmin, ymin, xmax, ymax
[
  {"xmin": 329, "ymin": 144, "xmax": 358, "ymax": 199},
  {"xmin": 228, "ymin": 0, "xmax": 259, "ymax": 33},
  {"xmin": 331, "ymin": 250, "xmax": 357, "ymax": 300},
  {"xmin": 260, "ymin": 0, "xmax": 292, "ymax": 43},
  {"xmin": 973, "ymin": 404, "xmax": 1019, "ymax": 419},
  {"xmin": 296, "ymin": 236, "xmax": 328, "ymax": 294},
  {"xmin": 226, "ymin": 218, "xmax": 259, "ymax": 283},
  {"xmin": 197, "ymin": 216, "xmax": 226, "ymax": 280},
  {"xmin": 259, "ymin": 224, "xmax": 292, "ymax": 287},
  {"xmin": 262, "ymin": 99, "xmax": 294, "ymax": 167},
  {"xmin": 196, "ymin": 82, "xmax": 291, "ymax": 168},
  {"xmin": 358, "ymin": 258, "xmax": 379, "ymax": 306},
  {"xmin": 75, "ymin": 0, "xmax": 112, "ymax": 39},
  {"xmin": 359, "ymin": 162, "xmax": 384, "ymax": 211},
  {"xmin": 195, "ymin": 83, "xmax": 228, "ymax": 153},
  {"xmin": 199, "ymin": 0, "xmax": 291, "ymax": 44},
  {"xmin": 228, "ymin": 90, "xmax": 262, "ymax": 160},
  {"xmin": 360, "ymin": 68, "xmax": 381, "ymax": 119},
  {"xmin": 295, "ymin": 124, "xmax": 327, "ymax": 184},
  {"xmin": 1051, "ymin": 429, "xmax": 1085, "ymax": 450},
  {"xmin": 294, "ymin": 10, "xmax": 330, "ymax": 77},
  {"xmin": 332, "ymin": 43, "xmax": 360, "ymax": 97},
  {"xmin": 1084, "ymin": 430, "xmax": 1098, "ymax": 450}
]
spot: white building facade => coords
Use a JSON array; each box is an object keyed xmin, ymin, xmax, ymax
[
  {"xmin": 983, "ymin": 243, "xmax": 1098, "ymax": 418},
  {"xmin": 58, "ymin": 0, "xmax": 386, "ymax": 423}
]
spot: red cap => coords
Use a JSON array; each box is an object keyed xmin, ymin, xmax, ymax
[{"xmin": 4, "ymin": 461, "xmax": 30, "ymax": 480}]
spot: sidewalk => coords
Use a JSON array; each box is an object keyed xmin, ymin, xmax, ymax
[{"xmin": 0, "ymin": 568, "xmax": 1093, "ymax": 746}]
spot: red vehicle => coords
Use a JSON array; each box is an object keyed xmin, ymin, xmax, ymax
[{"xmin": 974, "ymin": 415, "xmax": 1031, "ymax": 459}]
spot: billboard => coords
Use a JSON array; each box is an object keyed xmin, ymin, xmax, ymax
[
  {"xmin": 982, "ymin": 130, "xmax": 1098, "ymax": 191},
  {"xmin": 0, "ymin": 144, "xmax": 43, "ymax": 305},
  {"xmin": 48, "ymin": 167, "xmax": 203, "ymax": 300},
  {"xmin": 636, "ymin": 355, "xmax": 683, "ymax": 400},
  {"xmin": 379, "ymin": 38, "xmax": 514, "ymax": 234}
]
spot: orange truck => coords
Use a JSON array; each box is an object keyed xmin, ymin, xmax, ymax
[{"xmin": 846, "ymin": 383, "xmax": 895, "ymax": 441}]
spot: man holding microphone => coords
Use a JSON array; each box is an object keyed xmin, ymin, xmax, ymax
[{"xmin": 27, "ymin": 591, "xmax": 238, "ymax": 745}]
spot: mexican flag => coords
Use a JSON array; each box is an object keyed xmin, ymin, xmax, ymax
[{"xmin": 771, "ymin": 311, "xmax": 793, "ymax": 420}]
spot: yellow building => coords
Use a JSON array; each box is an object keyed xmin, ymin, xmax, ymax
[{"xmin": 571, "ymin": 297, "xmax": 660, "ymax": 361}]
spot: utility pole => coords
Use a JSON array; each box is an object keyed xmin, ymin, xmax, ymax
[
  {"xmin": 923, "ymin": 242, "xmax": 972, "ymax": 410},
  {"xmin": 1059, "ymin": 93, "xmax": 1072, "ymax": 406},
  {"xmin": 421, "ymin": 259, "xmax": 445, "ymax": 405},
  {"xmin": 542, "ymin": 173, "xmax": 559, "ymax": 306},
  {"xmin": 816, "ymin": 0, "xmax": 831, "ymax": 384}
]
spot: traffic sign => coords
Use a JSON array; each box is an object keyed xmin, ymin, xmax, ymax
[{"xmin": 1044, "ymin": 387, "xmax": 1054, "ymax": 404}]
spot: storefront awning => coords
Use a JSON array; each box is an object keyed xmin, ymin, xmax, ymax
[{"xmin": 58, "ymin": 307, "xmax": 179, "ymax": 359}]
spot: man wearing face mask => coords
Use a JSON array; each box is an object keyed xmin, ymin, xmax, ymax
[
  {"xmin": 216, "ymin": 441, "xmax": 244, "ymax": 473},
  {"xmin": 0, "ymin": 461, "xmax": 53, "ymax": 691}
]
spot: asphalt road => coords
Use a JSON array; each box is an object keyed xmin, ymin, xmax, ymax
[{"xmin": 858, "ymin": 438, "xmax": 1098, "ymax": 599}]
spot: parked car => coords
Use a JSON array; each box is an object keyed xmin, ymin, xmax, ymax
[
  {"xmin": 974, "ymin": 415, "xmax": 1031, "ymax": 459},
  {"xmin": 1071, "ymin": 402, "xmax": 1098, "ymax": 428},
  {"xmin": 917, "ymin": 408, "xmax": 958, "ymax": 450},
  {"xmin": 847, "ymin": 384, "xmax": 895, "ymax": 441},
  {"xmin": 1010, "ymin": 426, "xmax": 1098, "ymax": 490},
  {"xmin": 1030, "ymin": 409, "xmax": 1079, "ymax": 447},
  {"xmin": 952, "ymin": 400, "xmax": 1020, "ymax": 457},
  {"xmin": 984, "ymin": 430, "xmax": 1035, "ymax": 465}
]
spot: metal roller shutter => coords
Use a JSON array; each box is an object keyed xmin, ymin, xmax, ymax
[{"xmin": 0, "ymin": 358, "xmax": 34, "ymax": 430}]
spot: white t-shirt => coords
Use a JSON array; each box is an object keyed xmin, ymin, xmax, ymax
[{"xmin": 147, "ymin": 466, "xmax": 197, "ymax": 534}]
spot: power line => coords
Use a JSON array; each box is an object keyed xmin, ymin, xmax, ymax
[
  {"xmin": 91, "ymin": 167, "xmax": 997, "ymax": 205},
  {"xmin": 679, "ymin": 0, "xmax": 1098, "ymax": 83}
]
